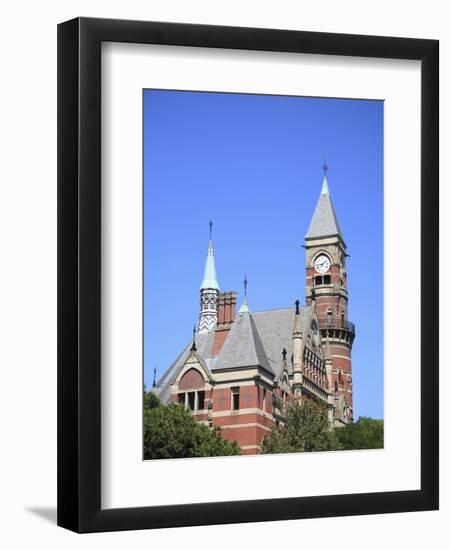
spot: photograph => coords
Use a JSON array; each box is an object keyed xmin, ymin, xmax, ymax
[
  {"xmin": 53, "ymin": 11, "xmax": 439, "ymax": 536},
  {"xmin": 143, "ymin": 89, "xmax": 384, "ymax": 458}
]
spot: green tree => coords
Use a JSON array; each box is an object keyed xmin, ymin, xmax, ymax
[
  {"xmin": 335, "ymin": 416, "xmax": 384, "ymax": 450},
  {"xmin": 144, "ymin": 388, "xmax": 162, "ymax": 410},
  {"xmin": 143, "ymin": 397, "xmax": 240, "ymax": 459},
  {"xmin": 261, "ymin": 399, "xmax": 339, "ymax": 454}
]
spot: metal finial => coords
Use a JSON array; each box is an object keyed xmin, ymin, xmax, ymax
[
  {"xmin": 244, "ymin": 274, "xmax": 248, "ymax": 297},
  {"xmin": 209, "ymin": 219, "xmax": 213, "ymax": 240},
  {"xmin": 152, "ymin": 367, "xmax": 157, "ymax": 388},
  {"xmin": 191, "ymin": 324, "xmax": 197, "ymax": 351},
  {"xmin": 322, "ymin": 158, "xmax": 328, "ymax": 177},
  {"xmin": 295, "ymin": 299, "xmax": 300, "ymax": 314},
  {"xmin": 282, "ymin": 348, "xmax": 287, "ymax": 361}
]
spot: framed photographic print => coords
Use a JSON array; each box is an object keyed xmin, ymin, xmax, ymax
[{"xmin": 57, "ymin": 17, "xmax": 439, "ymax": 533}]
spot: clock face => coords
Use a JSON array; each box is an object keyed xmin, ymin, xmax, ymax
[{"xmin": 314, "ymin": 254, "xmax": 331, "ymax": 274}]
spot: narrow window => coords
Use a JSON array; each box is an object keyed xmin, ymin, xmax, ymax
[
  {"xmin": 327, "ymin": 309, "xmax": 333, "ymax": 326},
  {"xmin": 324, "ymin": 275, "xmax": 331, "ymax": 284},
  {"xmin": 338, "ymin": 370, "xmax": 342, "ymax": 383},
  {"xmin": 197, "ymin": 390, "xmax": 205, "ymax": 410},
  {"xmin": 262, "ymin": 388, "xmax": 266, "ymax": 412},
  {"xmin": 315, "ymin": 276, "xmax": 323, "ymax": 285},
  {"xmin": 231, "ymin": 387, "xmax": 240, "ymax": 410},
  {"xmin": 178, "ymin": 392, "xmax": 185, "ymax": 405},
  {"xmin": 188, "ymin": 391, "xmax": 195, "ymax": 410},
  {"xmin": 334, "ymin": 381, "xmax": 338, "ymax": 392}
]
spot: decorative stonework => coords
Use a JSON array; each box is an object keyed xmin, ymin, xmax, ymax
[{"xmin": 198, "ymin": 288, "xmax": 219, "ymax": 333}]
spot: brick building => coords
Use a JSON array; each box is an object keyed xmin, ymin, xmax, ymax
[{"xmin": 154, "ymin": 169, "xmax": 356, "ymax": 454}]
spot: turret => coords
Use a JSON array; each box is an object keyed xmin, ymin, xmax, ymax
[
  {"xmin": 198, "ymin": 220, "xmax": 220, "ymax": 333},
  {"xmin": 304, "ymin": 163, "xmax": 355, "ymax": 423}
]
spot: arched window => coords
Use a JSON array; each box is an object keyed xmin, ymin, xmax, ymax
[{"xmin": 178, "ymin": 368, "xmax": 206, "ymax": 412}]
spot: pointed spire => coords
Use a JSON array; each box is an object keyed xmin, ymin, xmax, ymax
[
  {"xmin": 238, "ymin": 274, "xmax": 250, "ymax": 314},
  {"xmin": 191, "ymin": 324, "xmax": 197, "ymax": 351},
  {"xmin": 200, "ymin": 220, "xmax": 220, "ymax": 290},
  {"xmin": 321, "ymin": 159, "xmax": 329, "ymax": 195},
  {"xmin": 305, "ymin": 163, "xmax": 344, "ymax": 241},
  {"xmin": 152, "ymin": 367, "xmax": 157, "ymax": 388},
  {"xmin": 293, "ymin": 299, "xmax": 302, "ymax": 336}
]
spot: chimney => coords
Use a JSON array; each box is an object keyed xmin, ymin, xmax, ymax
[{"xmin": 213, "ymin": 291, "xmax": 237, "ymax": 356}]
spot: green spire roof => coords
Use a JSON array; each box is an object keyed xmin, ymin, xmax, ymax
[
  {"xmin": 200, "ymin": 240, "xmax": 220, "ymax": 290},
  {"xmin": 238, "ymin": 297, "xmax": 250, "ymax": 315}
]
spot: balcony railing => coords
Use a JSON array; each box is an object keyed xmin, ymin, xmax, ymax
[{"xmin": 317, "ymin": 318, "xmax": 356, "ymax": 335}]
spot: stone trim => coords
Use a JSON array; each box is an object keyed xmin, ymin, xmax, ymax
[
  {"xmin": 212, "ymin": 407, "xmax": 274, "ymax": 421},
  {"xmin": 219, "ymin": 422, "xmax": 272, "ymax": 432},
  {"xmin": 240, "ymin": 444, "xmax": 262, "ymax": 451}
]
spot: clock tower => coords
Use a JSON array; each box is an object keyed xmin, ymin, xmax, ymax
[{"xmin": 304, "ymin": 164, "xmax": 355, "ymax": 424}]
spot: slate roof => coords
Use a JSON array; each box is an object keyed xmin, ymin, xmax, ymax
[
  {"xmin": 252, "ymin": 307, "xmax": 310, "ymax": 376},
  {"xmin": 305, "ymin": 179, "xmax": 344, "ymax": 241},
  {"xmin": 212, "ymin": 313, "xmax": 272, "ymax": 372},
  {"xmin": 153, "ymin": 306, "xmax": 311, "ymax": 404}
]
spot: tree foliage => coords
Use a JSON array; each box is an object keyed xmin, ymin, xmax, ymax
[
  {"xmin": 261, "ymin": 399, "xmax": 339, "ymax": 454},
  {"xmin": 144, "ymin": 389, "xmax": 162, "ymax": 410},
  {"xmin": 143, "ymin": 390, "xmax": 240, "ymax": 459},
  {"xmin": 335, "ymin": 416, "xmax": 384, "ymax": 450}
]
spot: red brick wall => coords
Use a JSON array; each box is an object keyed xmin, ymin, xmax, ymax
[
  {"xmin": 212, "ymin": 328, "xmax": 230, "ymax": 356},
  {"xmin": 179, "ymin": 368, "xmax": 205, "ymax": 390},
  {"xmin": 211, "ymin": 383, "xmax": 275, "ymax": 454},
  {"xmin": 305, "ymin": 249, "xmax": 354, "ymax": 419}
]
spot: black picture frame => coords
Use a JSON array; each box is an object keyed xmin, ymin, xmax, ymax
[{"xmin": 57, "ymin": 17, "xmax": 439, "ymax": 533}]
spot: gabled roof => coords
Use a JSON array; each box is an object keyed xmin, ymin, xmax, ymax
[
  {"xmin": 213, "ymin": 312, "xmax": 272, "ymax": 373},
  {"xmin": 305, "ymin": 177, "xmax": 344, "ymax": 241},
  {"xmin": 154, "ymin": 306, "xmax": 312, "ymax": 403},
  {"xmin": 153, "ymin": 330, "xmax": 215, "ymax": 404},
  {"xmin": 252, "ymin": 307, "xmax": 310, "ymax": 377}
]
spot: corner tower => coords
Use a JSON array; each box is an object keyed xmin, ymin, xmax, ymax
[
  {"xmin": 304, "ymin": 164, "xmax": 355, "ymax": 424},
  {"xmin": 198, "ymin": 221, "xmax": 220, "ymax": 333}
]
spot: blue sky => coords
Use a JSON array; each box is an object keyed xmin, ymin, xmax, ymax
[{"xmin": 143, "ymin": 89, "xmax": 384, "ymax": 420}]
